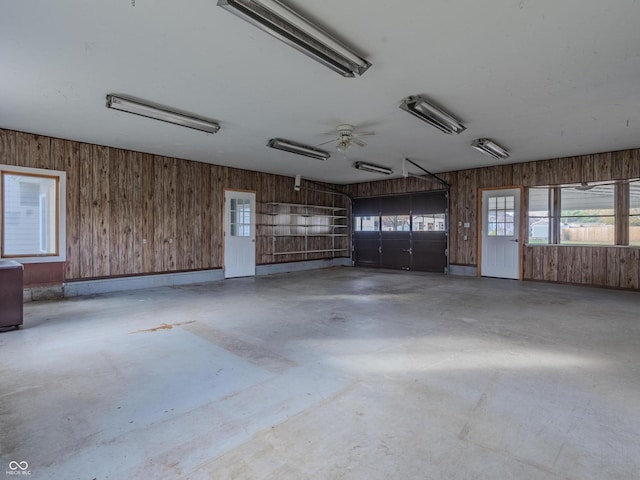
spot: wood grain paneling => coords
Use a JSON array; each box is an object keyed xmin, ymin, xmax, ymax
[
  {"xmin": 0, "ymin": 130, "xmax": 17, "ymax": 166},
  {"xmin": 3, "ymin": 128, "xmax": 637, "ymax": 290},
  {"xmin": 92, "ymin": 145, "xmax": 111, "ymax": 277},
  {"xmin": 346, "ymin": 148, "xmax": 640, "ymax": 290}
]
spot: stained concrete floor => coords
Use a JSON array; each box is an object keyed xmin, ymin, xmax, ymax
[{"xmin": 1, "ymin": 267, "xmax": 639, "ymax": 479}]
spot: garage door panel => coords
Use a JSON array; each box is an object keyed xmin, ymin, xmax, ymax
[
  {"xmin": 353, "ymin": 192, "xmax": 448, "ymax": 273},
  {"xmin": 380, "ymin": 234, "xmax": 411, "ymax": 269},
  {"xmin": 412, "ymin": 233, "xmax": 447, "ymax": 272}
]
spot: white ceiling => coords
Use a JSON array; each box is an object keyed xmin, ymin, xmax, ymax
[{"xmin": 2, "ymin": 1, "xmax": 640, "ymax": 184}]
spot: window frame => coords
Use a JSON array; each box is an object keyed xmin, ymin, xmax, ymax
[
  {"xmin": 630, "ymin": 180, "xmax": 640, "ymax": 246},
  {"xmin": 526, "ymin": 180, "xmax": 639, "ymax": 248},
  {"xmin": 0, "ymin": 164, "xmax": 66, "ymax": 263}
]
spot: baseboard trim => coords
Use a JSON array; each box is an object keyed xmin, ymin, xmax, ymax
[
  {"xmin": 23, "ymin": 285, "xmax": 64, "ymax": 302},
  {"xmin": 64, "ymin": 269, "xmax": 225, "ymax": 297},
  {"xmin": 448, "ymin": 264, "xmax": 478, "ymax": 277}
]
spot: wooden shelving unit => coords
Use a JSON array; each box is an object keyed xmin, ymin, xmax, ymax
[{"xmin": 261, "ymin": 202, "xmax": 350, "ymax": 258}]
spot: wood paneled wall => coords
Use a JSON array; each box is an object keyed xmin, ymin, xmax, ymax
[
  {"xmin": 346, "ymin": 149, "xmax": 640, "ymax": 290},
  {"xmin": 2, "ymin": 127, "xmax": 637, "ymax": 290},
  {"xmin": 0, "ymin": 129, "xmax": 348, "ymax": 283}
]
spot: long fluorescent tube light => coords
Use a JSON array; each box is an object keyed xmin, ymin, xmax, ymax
[
  {"xmin": 399, "ymin": 95, "xmax": 466, "ymax": 134},
  {"xmin": 267, "ymin": 138, "xmax": 331, "ymax": 160},
  {"xmin": 353, "ymin": 161, "xmax": 393, "ymax": 175},
  {"xmin": 218, "ymin": 0, "xmax": 371, "ymax": 77},
  {"xmin": 106, "ymin": 94, "xmax": 220, "ymax": 134},
  {"xmin": 471, "ymin": 138, "xmax": 510, "ymax": 160}
]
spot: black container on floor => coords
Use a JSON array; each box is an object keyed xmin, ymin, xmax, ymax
[{"xmin": 0, "ymin": 260, "xmax": 24, "ymax": 329}]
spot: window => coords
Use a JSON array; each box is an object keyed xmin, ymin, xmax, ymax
[
  {"xmin": 381, "ymin": 215, "xmax": 410, "ymax": 231},
  {"xmin": 487, "ymin": 196, "xmax": 515, "ymax": 236},
  {"xmin": 528, "ymin": 188, "xmax": 550, "ymax": 244},
  {"xmin": 527, "ymin": 181, "xmax": 640, "ymax": 247},
  {"xmin": 354, "ymin": 216, "xmax": 379, "ymax": 232},
  {"xmin": 230, "ymin": 198, "xmax": 251, "ymax": 237},
  {"xmin": 411, "ymin": 214, "xmax": 446, "ymax": 231},
  {"xmin": 560, "ymin": 185, "xmax": 614, "ymax": 245},
  {"xmin": 1, "ymin": 165, "xmax": 66, "ymax": 262},
  {"xmin": 630, "ymin": 181, "xmax": 640, "ymax": 246}
]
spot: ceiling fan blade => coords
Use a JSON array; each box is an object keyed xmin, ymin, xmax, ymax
[
  {"xmin": 352, "ymin": 138, "xmax": 367, "ymax": 147},
  {"xmin": 317, "ymin": 139, "xmax": 337, "ymax": 147},
  {"xmin": 356, "ymin": 131, "xmax": 376, "ymax": 136}
]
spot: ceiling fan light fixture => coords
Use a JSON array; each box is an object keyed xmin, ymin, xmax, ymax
[
  {"xmin": 399, "ymin": 95, "xmax": 466, "ymax": 134},
  {"xmin": 471, "ymin": 138, "xmax": 510, "ymax": 160},
  {"xmin": 218, "ymin": 0, "xmax": 371, "ymax": 77},
  {"xmin": 336, "ymin": 141, "xmax": 350, "ymax": 153},
  {"xmin": 353, "ymin": 161, "xmax": 393, "ymax": 175},
  {"xmin": 105, "ymin": 94, "xmax": 220, "ymax": 134},
  {"xmin": 267, "ymin": 138, "xmax": 331, "ymax": 160}
]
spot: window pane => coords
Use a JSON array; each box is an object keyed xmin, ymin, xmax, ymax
[
  {"xmin": 487, "ymin": 195, "xmax": 515, "ymax": 237},
  {"xmin": 396, "ymin": 215, "xmax": 410, "ymax": 231},
  {"xmin": 381, "ymin": 215, "xmax": 410, "ymax": 232},
  {"xmin": 505, "ymin": 196, "xmax": 514, "ymax": 209},
  {"xmin": 528, "ymin": 188, "xmax": 550, "ymax": 244},
  {"xmin": 561, "ymin": 185, "xmax": 614, "ymax": 214},
  {"xmin": 412, "ymin": 214, "xmax": 446, "ymax": 231},
  {"xmin": 560, "ymin": 185, "xmax": 614, "ymax": 245},
  {"xmin": 381, "ymin": 215, "xmax": 396, "ymax": 231},
  {"xmin": 354, "ymin": 216, "xmax": 379, "ymax": 232},
  {"xmin": 630, "ymin": 181, "xmax": 640, "ymax": 246},
  {"xmin": 2, "ymin": 173, "xmax": 58, "ymax": 256}
]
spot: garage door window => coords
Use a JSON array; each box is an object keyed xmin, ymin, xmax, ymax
[
  {"xmin": 354, "ymin": 216, "xmax": 379, "ymax": 232},
  {"xmin": 382, "ymin": 215, "xmax": 410, "ymax": 231},
  {"xmin": 412, "ymin": 214, "xmax": 445, "ymax": 231}
]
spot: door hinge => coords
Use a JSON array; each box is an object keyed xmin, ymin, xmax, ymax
[{"xmin": 445, "ymin": 248, "xmax": 449, "ymax": 257}]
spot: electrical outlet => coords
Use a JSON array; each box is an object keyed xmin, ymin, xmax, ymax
[{"xmin": 464, "ymin": 222, "xmax": 470, "ymax": 228}]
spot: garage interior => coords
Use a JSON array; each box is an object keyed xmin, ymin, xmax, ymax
[{"xmin": 1, "ymin": 1, "xmax": 640, "ymax": 479}]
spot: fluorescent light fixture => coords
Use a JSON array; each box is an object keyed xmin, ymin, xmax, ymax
[
  {"xmin": 471, "ymin": 138, "xmax": 510, "ymax": 160},
  {"xmin": 267, "ymin": 138, "xmax": 331, "ymax": 160},
  {"xmin": 353, "ymin": 161, "xmax": 393, "ymax": 175},
  {"xmin": 218, "ymin": 0, "xmax": 371, "ymax": 77},
  {"xmin": 106, "ymin": 94, "xmax": 220, "ymax": 134},
  {"xmin": 399, "ymin": 95, "xmax": 466, "ymax": 134}
]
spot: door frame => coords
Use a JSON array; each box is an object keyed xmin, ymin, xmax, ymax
[
  {"xmin": 477, "ymin": 185, "xmax": 525, "ymax": 280},
  {"xmin": 223, "ymin": 188, "xmax": 256, "ymax": 278}
]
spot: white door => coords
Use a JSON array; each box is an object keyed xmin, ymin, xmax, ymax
[
  {"xmin": 224, "ymin": 190, "xmax": 256, "ymax": 278},
  {"xmin": 481, "ymin": 188, "xmax": 520, "ymax": 279}
]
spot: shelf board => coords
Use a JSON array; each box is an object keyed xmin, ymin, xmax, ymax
[
  {"xmin": 270, "ymin": 234, "xmax": 349, "ymax": 237},
  {"xmin": 258, "ymin": 224, "xmax": 347, "ymax": 228},
  {"xmin": 266, "ymin": 202, "xmax": 346, "ymax": 211},
  {"xmin": 273, "ymin": 248, "xmax": 350, "ymax": 255},
  {"xmin": 262, "ymin": 213, "xmax": 347, "ymax": 218}
]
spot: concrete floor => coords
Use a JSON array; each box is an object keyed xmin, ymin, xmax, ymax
[{"xmin": 1, "ymin": 267, "xmax": 639, "ymax": 479}]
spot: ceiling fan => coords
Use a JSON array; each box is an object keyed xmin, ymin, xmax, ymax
[
  {"xmin": 575, "ymin": 182, "xmax": 595, "ymax": 191},
  {"xmin": 318, "ymin": 124, "xmax": 376, "ymax": 154}
]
